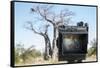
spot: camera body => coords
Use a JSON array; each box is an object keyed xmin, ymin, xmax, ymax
[{"xmin": 57, "ymin": 22, "xmax": 88, "ymax": 63}]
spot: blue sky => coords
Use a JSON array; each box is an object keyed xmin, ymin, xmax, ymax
[{"xmin": 14, "ymin": 2, "xmax": 97, "ymax": 52}]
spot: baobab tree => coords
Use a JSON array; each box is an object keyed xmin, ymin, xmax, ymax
[
  {"xmin": 30, "ymin": 4, "xmax": 75, "ymax": 60},
  {"xmin": 24, "ymin": 22, "xmax": 52, "ymax": 60}
]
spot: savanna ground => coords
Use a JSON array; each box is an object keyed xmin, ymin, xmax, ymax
[{"xmin": 15, "ymin": 55, "xmax": 97, "ymax": 66}]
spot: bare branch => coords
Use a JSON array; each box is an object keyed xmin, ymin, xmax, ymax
[
  {"xmin": 56, "ymin": 9, "xmax": 74, "ymax": 26},
  {"xmin": 44, "ymin": 24, "xmax": 50, "ymax": 34},
  {"xmin": 31, "ymin": 5, "xmax": 74, "ymax": 27},
  {"xmin": 31, "ymin": 5, "xmax": 55, "ymax": 25},
  {"xmin": 39, "ymin": 7, "xmax": 54, "ymax": 25},
  {"xmin": 24, "ymin": 21, "xmax": 44, "ymax": 36},
  {"xmin": 24, "ymin": 21, "xmax": 50, "ymax": 38}
]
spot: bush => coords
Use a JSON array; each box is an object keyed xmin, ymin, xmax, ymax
[
  {"xmin": 87, "ymin": 39, "xmax": 97, "ymax": 56},
  {"xmin": 15, "ymin": 44, "xmax": 41, "ymax": 64}
]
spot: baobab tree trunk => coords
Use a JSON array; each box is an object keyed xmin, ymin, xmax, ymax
[
  {"xmin": 44, "ymin": 38, "xmax": 48, "ymax": 60},
  {"xmin": 46, "ymin": 35, "xmax": 52, "ymax": 58},
  {"xmin": 44, "ymin": 35, "xmax": 52, "ymax": 60},
  {"xmin": 52, "ymin": 26, "xmax": 58, "ymax": 61}
]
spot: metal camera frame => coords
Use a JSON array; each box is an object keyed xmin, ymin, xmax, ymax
[{"xmin": 57, "ymin": 22, "xmax": 88, "ymax": 63}]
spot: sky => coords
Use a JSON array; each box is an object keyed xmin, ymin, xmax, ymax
[{"xmin": 14, "ymin": 2, "xmax": 97, "ymax": 52}]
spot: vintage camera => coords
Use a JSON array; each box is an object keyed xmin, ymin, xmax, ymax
[{"xmin": 57, "ymin": 22, "xmax": 88, "ymax": 63}]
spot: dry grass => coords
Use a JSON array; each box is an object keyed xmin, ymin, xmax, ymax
[{"xmin": 15, "ymin": 55, "xmax": 97, "ymax": 66}]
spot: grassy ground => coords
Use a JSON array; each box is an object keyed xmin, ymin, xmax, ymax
[{"xmin": 15, "ymin": 55, "xmax": 96, "ymax": 66}]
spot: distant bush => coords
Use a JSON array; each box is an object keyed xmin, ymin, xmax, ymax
[
  {"xmin": 87, "ymin": 39, "xmax": 97, "ymax": 56},
  {"xmin": 15, "ymin": 43, "xmax": 41, "ymax": 64},
  {"xmin": 87, "ymin": 47, "xmax": 96, "ymax": 56}
]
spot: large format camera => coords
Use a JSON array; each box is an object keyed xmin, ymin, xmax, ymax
[{"xmin": 57, "ymin": 22, "xmax": 88, "ymax": 63}]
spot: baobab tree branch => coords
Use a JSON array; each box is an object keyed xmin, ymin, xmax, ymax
[
  {"xmin": 24, "ymin": 22, "xmax": 44, "ymax": 36},
  {"xmin": 31, "ymin": 5, "xmax": 74, "ymax": 27},
  {"xmin": 39, "ymin": 7, "xmax": 54, "ymax": 25},
  {"xmin": 44, "ymin": 24, "xmax": 50, "ymax": 34},
  {"xmin": 56, "ymin": 9, "xmax": 74, "ymax": 26},
  {"xmin": 31, "ymin": 6, "xmax": 55, "ymax": 25}
]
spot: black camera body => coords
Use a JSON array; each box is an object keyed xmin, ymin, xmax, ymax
[{"xmin": 57, "ymin": 22, "xmax": 88, "ymax": 63}]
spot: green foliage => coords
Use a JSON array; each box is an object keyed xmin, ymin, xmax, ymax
[
  {"xmin": 87, "ymin": 39, "xmax": 97, "ymax": 56},
  {"xmin": 15, "ymin": 49, "xmax": 21, "ymax": 64},
  {"xmin": 87, "ymin": 47, "xmax": 96, "ymax": 56},
  {"xmin": 15, "ymin": 43, "xmax": 41, "ymax": 64}
]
